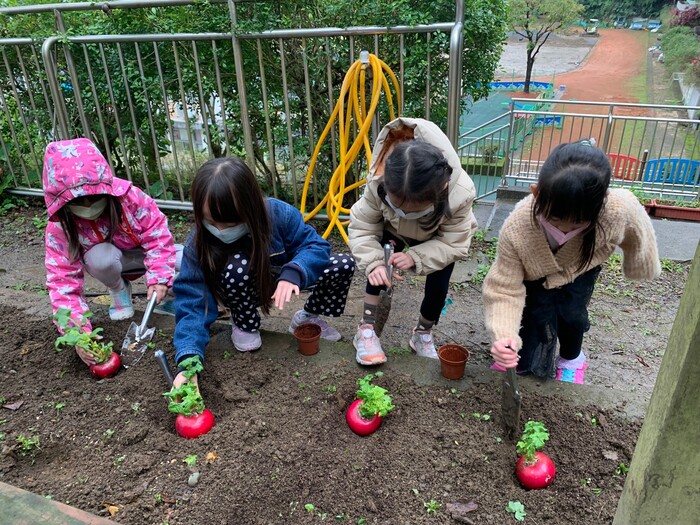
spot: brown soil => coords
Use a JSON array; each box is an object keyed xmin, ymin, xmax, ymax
[{"xmin": 0, "ymin": 203, "xmax": 689, "ymax": 524}]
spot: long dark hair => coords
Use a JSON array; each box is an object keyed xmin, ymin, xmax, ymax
[
  {"xmin": 532, "ymin": 141, "xmax": 611, "ymax": 272},
  {"xmin": 57, "ymin": 196, "xmax": 122, "ymax": 262},
  {"xmin": 377, "ymin": 140, "xmax": 453, "ymax": 230},
  {"xmin": 191, "ymin": 157, "xmax": 273, "ymax": 314}
]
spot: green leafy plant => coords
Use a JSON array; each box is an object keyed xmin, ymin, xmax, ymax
[
  {"xmin": 506, "ymin": 500, "xmax": 526, "ymax": 521},
  {"xmin": 615, "ymin": 462, "xmax": 629, "ymax": 476},
  {"xmin": 16, "ymin": 435, "xmax": 41, "ymax": 457},
  {"xmin": 355, "ymin": 373, "xmax": 395, "ymax": 419},
  {"xmin": 53, "ymin": 308, "xmax": 113, "ymax": 363},
  {"xmin": 183, "ymin": 454, "xmax": 197, "ymax": 466},
  {"xmin": 304, "ymin": 503, "xmax": 315, "ymax": 512},
  {"xmin": 424, "ymin": 499, "xmax": 441, "ymax": 514},
  {"xmin": 162, "ymin": 356, "xmax": 205, "ymax": 416},
  {"xmin": 516, "ymin": 421, "xmax": 550, "ymax": 463}
]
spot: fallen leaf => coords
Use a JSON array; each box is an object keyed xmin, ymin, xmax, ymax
[
  {"xmin": 2, "ymin": 400, "xmax": 23, "ymax": 411},
  {"xmin": 602, "ymin": 450, "xmax": 618, "ymax": 461},
  {"xmin": 92, "ymin": 295, "xmax": 112, "ymax": 306},
  {"xmin": 206, "ymin": 451, "xmax": 219, "ymax": 463},
  {"xmin": 103, "ymin": 503, "xmax": 119, "ymax": 517},
  {"xmin": 446, "ymin": 499, "xmax": 479, "ymax": 518}
]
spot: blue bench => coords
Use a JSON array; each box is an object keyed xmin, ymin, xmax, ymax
[{"xmin": 643, "ymin": 158, "xmax": 700, "ymax": 185}]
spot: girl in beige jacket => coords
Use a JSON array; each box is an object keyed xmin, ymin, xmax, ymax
[
  {"xmin": 483, "ymin": 141, "xmax": 661, "ymax": 383},
  {"xmin": 348, "ymin": 118, "xmax": 477, "ymax": 365}
]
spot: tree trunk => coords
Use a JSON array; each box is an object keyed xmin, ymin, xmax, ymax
[{"xmin": 524, "ymin": 49, "xmax": 535, "ymax": 94}]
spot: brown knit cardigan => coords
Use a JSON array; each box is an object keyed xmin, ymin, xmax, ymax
[{"xmin": 482, "ymin": 188, "xmax": 661, "ymax": 348}]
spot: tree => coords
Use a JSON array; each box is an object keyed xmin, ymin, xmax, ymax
[{"xmin": 509, "ymin": 0, "xmax": 584, "ymax": 93}]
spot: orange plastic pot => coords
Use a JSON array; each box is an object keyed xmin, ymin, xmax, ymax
[
  {"xmin": 293, "ymin": 323, "xmax": 321, "ymax": 355},
  {"xmin": 437, "ymin": 344, "xmax": 470, "ymax": 380}
]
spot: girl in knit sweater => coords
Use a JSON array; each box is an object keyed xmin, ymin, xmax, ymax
[{"xmin": 482, "ymin": 141, "xmax": 661, "ymax": 383}]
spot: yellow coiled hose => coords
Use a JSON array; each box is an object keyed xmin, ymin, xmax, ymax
[{"xmin": 300, "ymin": 52, "xmax": 401, "ymax": 244}]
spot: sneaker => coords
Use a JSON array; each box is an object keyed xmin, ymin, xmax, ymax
[
  {"xmin": 231, "ymin": 325, "xmax": 262, "ymax": 352},
  {"xmin": 409, "ymin": 328, "xmax": 438, "ymax": 359},
  {"xmin": 556, "ymin": 361, "xmax": 587, "ymax": 384},
  {"xmin": 109, "ymin": 280, "xmax": 134, "ymax": 321},
  {"xmin": 153, "ymin": 297, "xmax": 176, "ymax": 317},
  {"xmin": 352, "ymin": 324, "xmax": 387, "ymax": 365},
  {"xmin": 289, "ymin": 310, "xmax": 341, "ymax": 341}
]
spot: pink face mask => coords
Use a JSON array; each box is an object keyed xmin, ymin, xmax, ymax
[{"xmin": 538, "ymin": 216, "xmax": 590, "ymax": 248}]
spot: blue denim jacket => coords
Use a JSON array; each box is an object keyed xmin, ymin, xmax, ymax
[{"xmin": 173, "ymin": 198, "xmax": 331, "ymax": 364}]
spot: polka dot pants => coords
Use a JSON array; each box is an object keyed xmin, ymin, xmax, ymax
[{"xmin": 219, "ymin": 252, "xmax": 355, "ymax": 332}]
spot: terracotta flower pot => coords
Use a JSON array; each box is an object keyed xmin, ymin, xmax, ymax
[
  {"xmin": 437, "ymin": 344, "xmax": 470, "ymax": 380},
  {"xmin": 293, "ymin": 323, "xmax": 321, "ymax": 356}
]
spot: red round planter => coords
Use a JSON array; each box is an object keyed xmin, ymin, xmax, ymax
[
  {"xmin": 345, "ymin": 399, "xmax": 382, "ymax": 436},
  {"xmin": 89, "ymin": 352, "xmax": 121, "ymax": 379},
  {"xmin": 175, "ymin": 408, "xmax": 216, "ymax": 439},
  {"xmin": 515, "ymin": 451, "xmax": 556, "ymax": 489}
]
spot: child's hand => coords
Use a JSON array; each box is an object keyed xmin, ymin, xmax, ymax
[
  {"xmin": 389, "ymin": 251, "xmax": 415, "ymax": 270},
  {"xmin": 491, "ymin": 339, "xmax": 520, "ymax": 369},
  {"xmin": 173, "ymin": 370, "xmax": 199, "ymax": 390},
  {"xmin": 75, "ymin": 346, "xmax": 97, "ymax": 366},
  {"xmin": 148, "ymin": 284, "xmax": 169, "ymax": 303},
  {"xmin": 368, "ymin": 266, "xmax": 392, "ymax": 287},
  {"xmin": 272, "ymin": 280, "xmax": 299, "ymax": 310}
]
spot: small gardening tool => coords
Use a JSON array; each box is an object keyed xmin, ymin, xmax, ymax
[
  {"xmin": 373, "ymin": 243, "xmax": 394, "ymax": 337},
  {"xmin": 120, "ymin": 292, "xmax": 158, "ymax": 368},
  {"xmin": 154, "ymin": 349, "xmax": 174, "ymax": 387},
  {"xmin": 501, "ymin": 346, "xmax": 522, "ymax": 442}
]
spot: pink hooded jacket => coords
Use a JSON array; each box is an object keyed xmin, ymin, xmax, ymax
[{"xmin": 43, "ymin": 138, "xmax": 176, "ymax": 331}]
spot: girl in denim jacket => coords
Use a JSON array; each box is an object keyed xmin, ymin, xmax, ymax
[{"xmin": 172, "ymin": 157, "xmax": 354, "ymax": 387}]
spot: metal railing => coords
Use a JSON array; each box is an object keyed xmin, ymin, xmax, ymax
[
  {"xmin": 2, "ymin": 0, "xmax": 700, "ymax": 210},
  {"xmin": 0, "ymin": 1, "xmax": 465, "ymax": 210},
  {"xmin": 457, "ymin": 99, "xmax": 700, "ymax": 201}
]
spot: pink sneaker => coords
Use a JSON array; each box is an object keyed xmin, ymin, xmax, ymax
[
  {"xmin": 556, "ymin": 361, "xmax": 587, "ymax": 384},
  {"xmin": 231, "ymin": 325, "xmax": 262, "ymax": 352},
  {"xmin": 352, "ymin": 324, "xmax": 387, "ymax": 366}
]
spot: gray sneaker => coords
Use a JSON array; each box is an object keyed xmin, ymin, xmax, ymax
[
  {"xmin": 352, "ymin": 324, "xmax": 387, "ymax": 366},
  {"xmin": 409, "ymin": 328, "xmax": 438, "ymax": 359},
  {"xmin": 289, "ymin": 309, "xmax": 342, "ymax": 341}
]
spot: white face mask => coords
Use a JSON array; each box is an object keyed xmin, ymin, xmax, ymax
[
  {"xmin": 385, "ymin": 195, "xmax": 434, "ymax": 220},
  {"xmin": 203, "ymin": 221, "xmax": 249, "ymax": 244},
  {"xmin": 68, "ymin": 197, "xmax": 108, "ymax": 220}
]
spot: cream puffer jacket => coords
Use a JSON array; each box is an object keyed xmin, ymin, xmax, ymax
[{"xmin": 349, "ymin": 117, "xmax": 478, "ymax": 276}]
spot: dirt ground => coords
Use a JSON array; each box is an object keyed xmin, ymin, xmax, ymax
[
  {"xmin": 0, "ymin": 27, "xmax": 692, "ymax": 525},
  {"xmin": 0, "ymin": 201, "xmax": 690, "ymax": 524}
]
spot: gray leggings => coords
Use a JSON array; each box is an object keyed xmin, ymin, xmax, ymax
[{"xmin": 82, "ymin": 242, "xmax": 183, "ymax": 290}]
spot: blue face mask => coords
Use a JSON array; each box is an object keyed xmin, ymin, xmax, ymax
[
  {"xmin": 385, "ymin": 195, "xmax": 434, "ymax": 220},
  {"xmin": 203, "ymin": 221, "xmax": 249, "ymax": 244}
]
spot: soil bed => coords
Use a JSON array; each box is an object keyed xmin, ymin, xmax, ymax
[{"xmin": 1, "ymin": 304, "xmax": 639, "ymax": 524}]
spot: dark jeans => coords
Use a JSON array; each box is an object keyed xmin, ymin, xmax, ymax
[
  {"xmin": 517, "ymin": 265, "xmax": 601, "ymax": 378},
  {"xmin": 365, "ymin": 230, "xmax": 454, "ymax": 324}
]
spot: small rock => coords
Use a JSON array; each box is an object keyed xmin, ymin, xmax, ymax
[{"xmin": 188, "ymin": 472, "xmax": 200, "ymax": 487}]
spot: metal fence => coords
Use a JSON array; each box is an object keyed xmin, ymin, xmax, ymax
[
  {"xmin": 2, "ymin": 0, "xmax": 700, "ymax": 211},
  {"xmin": 457, "ymin": 99, "xmax": 700, "ymax": 201}
]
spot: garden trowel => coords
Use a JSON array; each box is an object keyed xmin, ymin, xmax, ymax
[
  {"xmin": 373, "ymin": 243, "xmax": 394, "ymax": 337},
  {"xmin": 501, "ymin": 346, "xmax": 522, "ymax": 441},
  {"xmin": 120, "ymin": 292, "xmax": 158, "ymax": 368}
]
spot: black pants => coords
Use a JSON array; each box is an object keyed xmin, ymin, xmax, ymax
[
  {"xmin": 365, "ymin": 230, "xmax": 454, "ymax": 324},
  {"xmin": 517, "ymin": 265, "xmax": 601, "ymax": 378},
  {"xmin": 219, "ymin": 252, "xmax": 355, "ymax": 332}
]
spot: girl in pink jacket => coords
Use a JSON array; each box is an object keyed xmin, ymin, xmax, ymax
[{"xmin": 43, "ymin": 138, "xmax": 177, "ymax": 365}]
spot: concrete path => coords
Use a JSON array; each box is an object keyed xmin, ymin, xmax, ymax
[{"xmin": 0, "ymin": 481, "xmax": 114, "ymax": 525}]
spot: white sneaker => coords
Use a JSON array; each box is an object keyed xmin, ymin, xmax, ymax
[
  {"xmin": 231, "ymin": 325, "xmax": 262, "ymax": 352},
  {"xmin": 409, "ymin": 328, "xmax": 438, "ymax": 359},
  {"xmin": 352, "ymin": 324, "xmax": 387, "ymax": 366}
]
